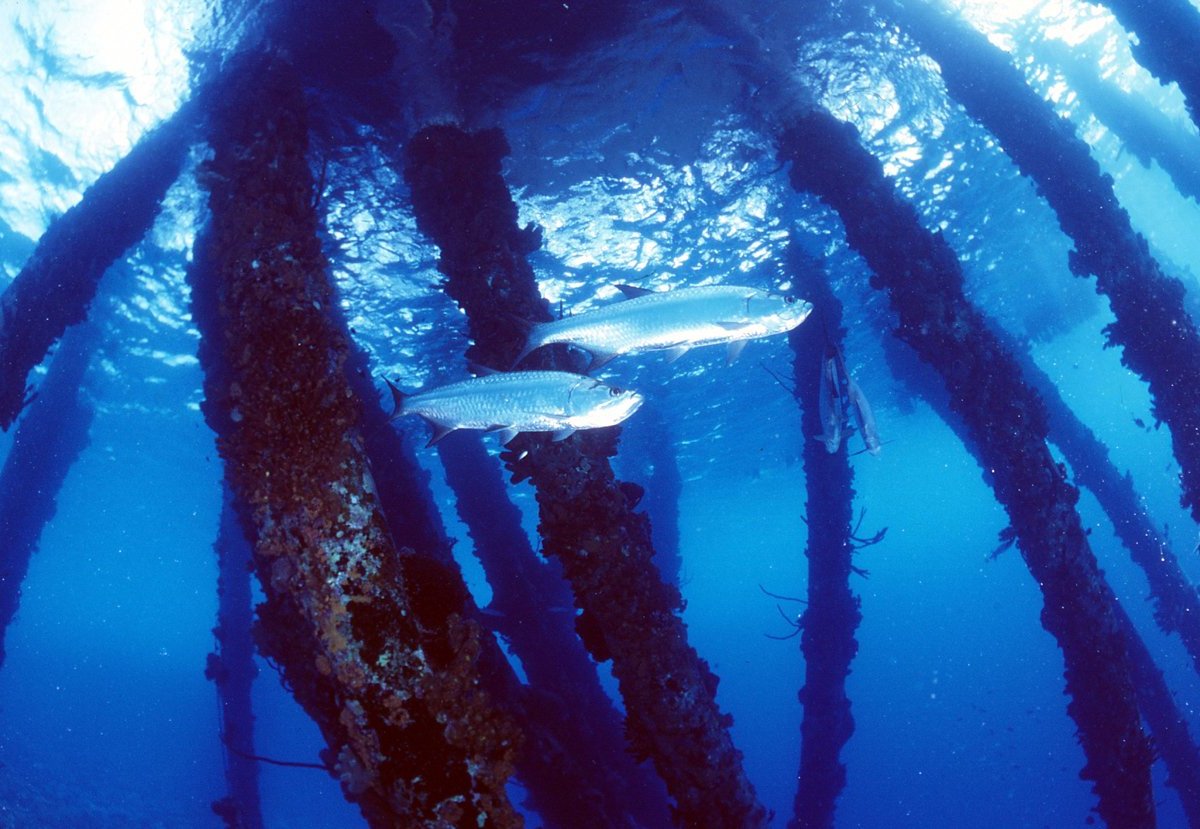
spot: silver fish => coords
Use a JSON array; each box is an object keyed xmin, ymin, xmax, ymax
[
  {"xmin": 386, "ymin": 370, "xmax": 644, "ymax": 447},
  {"xmin": 818, "ymin": 354, "xmax": 844, "ymax": 454},
  {"xmin": 516, "ymin": 284, "xmax": 814, "ymax": 370},
  {"xmin": 846, "ymin": 376, "xmax": 881, "ymax": 456}
]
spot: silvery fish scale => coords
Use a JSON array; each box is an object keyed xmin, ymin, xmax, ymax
[
  {"xmin": 405, "ymin": 370, "xmax": 641, "ymax": 434},
  {"xmin": 527, "ymin": 285, "xmax": 813, "ymax": 360}
]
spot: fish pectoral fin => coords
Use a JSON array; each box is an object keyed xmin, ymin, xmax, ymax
[
  {"xmin": 495, "ymin": 426, "xmax": 520, "ymax": 445},
  {"xmin": 550, "ymin": 427, "xmax": 576, "ymax": 442},
  {"xmin": 587, "ymin": 351, "xmax": 617, "ymax": 372},
  {"xmin": 664, "ymin": 345, "xmax": 690, "ymax": 363},
  {"xmin": 425, "ymin": 422, "xmax": 457, "ymax": 447},
  {"xmin": 616, "ymin": 284, "xmax": 654, "ymax": 300},
  {"xmin": 726, "ymin": 339, "xmax": 748, "ymax": 365},
  {"xmin": 714, "ymin": 320, "xmax": 752, "ymax": 331}
]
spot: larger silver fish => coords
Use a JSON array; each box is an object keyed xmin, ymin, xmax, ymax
[
  {"xmin": 516, "ymin": 284, "xmax": 814, "ymax": 369},
  {"xmin": 386, "ymin": 370, "xmax": 644, "ymax": 447}
]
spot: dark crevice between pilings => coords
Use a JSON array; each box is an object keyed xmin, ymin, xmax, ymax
[
  {"xmin": 882, "ymin": 335, "xmax": 1200, "ymax": 828},
  {"xmin": 189, "ymin": 57, "xmax": 520, "ymax": 828},
  {"xmin": 206, "ymin": 485, "xmax": 265, "ymax": 829},
  {"xmin": 878, "ymin": 0, "xmax": 1200, "ymax": 525},
  {"xmin": 0, "ymin": 321, "xmax": 97, "ymax": 668},
  {"xmin": 403, "ymin": 124, "xmax": 767, "ymax": 828},
  {"xmin": 777, "ymin": 108, "xmax": 1155, "ymax": 828},
  {"xmin": 0, "ymin": 103, "xmax": 195, "ymax": 431},
  {"xmin": 1089, "ymin": 0, "xmax": 1200, "ymax": 129},
  {"xmin": 784, "ymin": 244, "xmax": 862, "ymax": 829},
  {"xmin": 436, "ymin": 433, "xmax": 673, "ymax": 829}
]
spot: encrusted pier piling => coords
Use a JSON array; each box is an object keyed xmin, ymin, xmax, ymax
[
  {"xmin": 778, "ymin": 107, "xmax": 1155, "ymax": 829},
  {"xmin": 784, "ymin": 246, "xmax": 862, "ymax": 829},
  {"xmin": 190, "ymin": 59, "xmax": 520, "ymax": 828},
  {"xmin": 0, "ymin": 107, "xmax": 194, "ymax": 430},
  {"xmin": 0, "ymin": 323, "xmax": 97, "ymax": 667},
  {"xmin": 885, "ymin": 0, "xmax": 1200, "ymax": 525}
]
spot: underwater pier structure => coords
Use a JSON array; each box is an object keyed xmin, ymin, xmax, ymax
[
  {"xmin": 1095, "ymin": 0, "xmax": 1200, "ymax": 128},
  {"xmin": 0, "ymin": 104, "xmax": 195, "ymax": 431},
  {"xmin": 1028, "ymin": 35, "xmax": 1200, "ymax": 206},
  {"xmin": 0, "ymin": 322, "xmax": 97, "ymax": 668},
  {"xmin": 189, "ymin": 58, "xmax": 521, "ymax": 828},
  {"xmin": 882, "ymin": 0, "xmax": 1200, "ymax": 526},
  {"xmin": 349, "ymin": 343, "xmax": 667, "ymax": 827},
  {"xmin": 784, "ymin": 245, "xmax": 864, "ymax": 829},
  {"xmin": 433, "ymin": 432, "xmax": 673, "ymax": 828},
  {"xmin": 206, "ymin": 487, "xmax": 266, "ymax": 829},
  {"xmin": 4, "ymin": 1, "xmax": 1200, "ymax": 826},
  {"xmin": 882, "ymin": 335, "xmax": 1200, "ymax": 827},
  {"xmin": 616, "ymin": 402, "xmax": 685, "ymax": 589},
  {"xmin": 777, "ymin": 104, "xmax": 1155, "ymax": 829},
  {"xmin": 403, "ymin": 123, "xmax": 767, "ymax": 828}
]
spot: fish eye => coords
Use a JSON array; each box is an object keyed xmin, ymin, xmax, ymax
[
  {"xmin": 609, "ymin": 386, "xmax": 622, "ymax": 396},
  {"xmin": 784, "ymin": 294, "xmax": 796, "ymax": 305}
]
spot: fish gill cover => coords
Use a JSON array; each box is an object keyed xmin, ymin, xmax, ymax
[{"xmin": 1, "ymin": 1, "xmax": 1200, "ymax": 828}]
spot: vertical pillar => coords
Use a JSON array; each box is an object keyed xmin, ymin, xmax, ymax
[
  {"xmin": 784, "ymin": 245, "xmax": 862, "ymax": 829},
  {"xmin": 191, "ymin": 58, "xmax": 519, "ymax": 828},
  {"xmin": 206, "ymin": 487, "xmax": 265, "ymax": 829},
  {"xmin": 0, "ymin": 322, "xmax": 96, "ymax": 666}
]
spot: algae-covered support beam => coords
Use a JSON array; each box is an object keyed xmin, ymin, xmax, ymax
[
  {"xmin": 190, "ymin": 58, "xmax": 519, "ymax": 828},
  {"xmin": 1090, "ymin": 0, "xmax": 1200, "ymax": 128},
  {"xmin": 1004, "ymin": 336, "xmax": 1200, "ymax": 679},
  {"xmin": 1029, "ymin": 36, "xmax": 1200, "ymax": 205},
  {"xmin": 784, "ymin": 244, "xmax": 862, "ymax": 829},
  {"xmin": 0, "ymin": 322, "xmax": 96, "ymax": 668},
  {"xmin": 404, "ymin": 125, "xmax": 766, "ymax": 828},
  {"xmin": 884, "ymin": 337, "xmax": 1200, "ymax": 827},
  {"xmin": 1117, "ymin": 600, "xmax": 1200, "ymax": 829},
  {"xmin": 879, "ymin": 0, "xmax": 1200, "ymax": 525},
  {"xmin": 436, "ymin": 434, "xmax": 672, "ymax": 828},
  {"xmin": 778, "ymin": 106, "xmax": 1154, "ymax": 829},
  {"xmin": 343, "ymin": 343, "xmax": 451, "ymax": 559},
  {"xmin": 206, "ymin": 487, "xmax": 265, "ymax": 829},
  {"xmin": 0, "ymin": 105, "xmax": 195, "ymax": 430}
]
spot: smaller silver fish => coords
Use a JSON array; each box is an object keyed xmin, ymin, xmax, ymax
[
  {"xmin": 386, "ymin": 370, "xmax": 644, "ymax": 447},
  {"xmin": 516, "ymin": 284, "xmax": 814, "ymax": 370},
  {"xmin": 818, "ymin": 354, "xmax": 844, "ymax": 454},
  {"xmin": 846, "ymin": 376, "xmax": 881, "ymax": 456}
]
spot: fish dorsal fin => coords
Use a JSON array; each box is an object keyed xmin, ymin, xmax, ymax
[
  {"xmin": 616, "ymin": 284, "xmax": 655, "ymax": 300},
  {"xmin": 587, "ymin": 351, "xmax": 618, "ymax": 372},
  {"xmin": 726, "ymin": 339, "xmax": 748, "ymax": 365}
]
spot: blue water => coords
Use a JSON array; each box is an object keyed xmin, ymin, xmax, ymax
[{"xmin": 2, "ymin": 1, "xmax": 1200, "ymax": 827}]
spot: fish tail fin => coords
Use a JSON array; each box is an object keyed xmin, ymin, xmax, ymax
[{"xmin": 384, "ymin": 378, "xmax": 407, "ymax": 422}]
